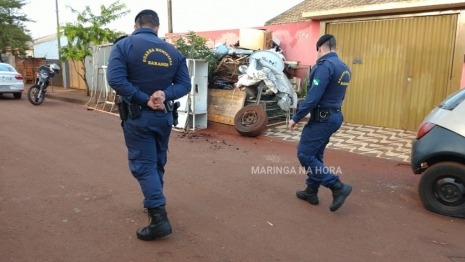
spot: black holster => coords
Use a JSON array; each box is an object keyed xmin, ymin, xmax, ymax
[
  {"xmin": 118, "ymin": 101, "xmax": 141, "ymax": 120},
  {"xmin": 118, "ymin": 101, "xmax": 129, "ymax": 121},
  {"xmin": 311, "ymin": 107, "xmax": 320, "ymax": 122},
  {"xmin": 128, "ymin": 103, "xmax": 141, "ymax": 119},
  {"xmin": 164, "ymin": 100, "xmax": 181, "ymax": 126},
  {"xmin": 172, "ymin": 101, "xmax": 180, "ymax": 126}
]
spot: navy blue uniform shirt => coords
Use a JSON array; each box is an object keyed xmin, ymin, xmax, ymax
[
  {"xmin": 107, "ymin": 28, "xmax": 191, "ymax": 105},
  {"xmin": 292, "ymin": 52, "xmax": 351, "ymax": 123}
]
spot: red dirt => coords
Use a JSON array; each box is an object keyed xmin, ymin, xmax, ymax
[{"xmin": 1, "ymin": 96, "xmax": 464, "ymax": 262}]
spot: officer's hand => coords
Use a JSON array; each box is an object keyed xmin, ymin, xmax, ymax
[
  {"xmin": 149, "ymin": 91, "xmax": 166, "ymax": 111},
  {"xmin": 153, "ymin": 103, "xmax": 165, "ymax": 111},
  {"xmin": 147, "ymin": 97, "xmax": 157, "ymax": 110},
  {"xmin": 152, "ymin": 91, "xmax": 166, "ymax": 104},
  {"xmin": 288, "ymin": 120, "xmax": 297, "ymax": 132},
  {"xmin": 147, "ymin": 96, "xmax": 166, "ymax": 111}
]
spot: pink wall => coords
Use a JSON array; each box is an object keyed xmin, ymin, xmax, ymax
[
  {"xmin": 166, "ymin": 21, "xmax": 321, "ymax": 81},
  {"xmin": 260, "ymin": 22, "xmax": 320, "ymax": 69}
]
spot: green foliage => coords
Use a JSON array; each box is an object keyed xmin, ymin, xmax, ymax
[
  {"xmin": 0, "ymin": 0, "xmax": 32, "ymax": 57},
  {"xmin": 59, "ymin": 0, "xmax": 129, "ymax": 92},
  {"xmin": 174, "ymin": 31, "xmax": 218, "ymax": 73},
  {"xmin": 301, "ymin": 75, "xmax": 308, "ymax": 98}
]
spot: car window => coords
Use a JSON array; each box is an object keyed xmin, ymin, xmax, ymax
[
  {"xmin": 0, "ymin": 64, "xmax": 16, "ymax": 72},
  {"xmin": 438, "ymin": 88, "xmax": 465, "ymax": 110}
]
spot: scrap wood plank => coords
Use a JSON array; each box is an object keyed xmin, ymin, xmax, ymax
[{"xmin": 207, "ymin": 89, "xmax": 246, "ymax": 125}]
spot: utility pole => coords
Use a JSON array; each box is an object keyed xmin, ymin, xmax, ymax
[
  {"xmin": 55, "ymin": 0, "xmax": 61, "ymax": 62},
  {"xmin": 55, "ymin": 0, "xmax": 68, "ymax": 88},
  {"xmin": 167, "ymin": 0, "xmax": 173, "ymax": 33}
]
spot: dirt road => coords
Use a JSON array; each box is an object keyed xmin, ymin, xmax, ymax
[{"xmin": 1, "ymin": 96, "xmax": 464, "ymax": 262}]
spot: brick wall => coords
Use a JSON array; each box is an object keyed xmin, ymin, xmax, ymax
[{"xmin": 14, "ymin": 56, "xmax": 44, "ymax": 84}]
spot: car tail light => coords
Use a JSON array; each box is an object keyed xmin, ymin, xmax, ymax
[
  {"xmin": 417, "ymin": 122, "xmax": 435, "ymax": 139},
  {"xmin": 15, "ymin": 75, "xmax": 23, "ymax": 80}
]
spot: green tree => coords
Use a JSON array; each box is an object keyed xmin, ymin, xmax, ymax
[
  {"xmin": 60, "ymin": 0, "xmax": 129, "ymax": 95},
  {"xmin": 0, "ymin": 0, "xmax": 32, "ymax": 60},
  {"xmin": 174, "ymin": 31, "xmax": 218, "ymax": 73}
]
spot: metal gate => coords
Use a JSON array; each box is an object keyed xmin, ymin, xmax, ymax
[{"xmin": 326, "ymin": 14, "xmax": 458, "ymax": 131}]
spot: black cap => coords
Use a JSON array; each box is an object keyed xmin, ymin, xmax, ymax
[
  {"xmin": 316, "ymin": 34, "xmax": 335, "ymax": 51},
  {"xmin": 135, "ymin": 9, "xmax": 158, "ymax": 22}
]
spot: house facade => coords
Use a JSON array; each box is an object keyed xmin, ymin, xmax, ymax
[
  {"xmin": 33, "ymin": 34, "xmax": 68, "ymax": 61},
  {"xmin": 265, "ymin": 0, "xmax": 465, "ymax": 131},
  {"xmin": 165, "ymin": 23, "xmax": 323, "ymax": 104},
  {"xmin": 31, "ymin": 34, "xmax": 69, "ymax": 88}
]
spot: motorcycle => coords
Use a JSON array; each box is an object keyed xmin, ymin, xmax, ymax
[{"xmin": 27, "ymin": 71, "xmax": 52, "ymax": 106}]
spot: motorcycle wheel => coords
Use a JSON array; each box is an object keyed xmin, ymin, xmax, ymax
[{"xmin": 27, "ymin": 85, "xmax": 45, "ymax": 106}]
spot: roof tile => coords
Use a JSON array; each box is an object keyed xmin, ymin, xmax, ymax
[{"xmin": 265, "ymin": 0, "xmax": 421, "ymax": 25}]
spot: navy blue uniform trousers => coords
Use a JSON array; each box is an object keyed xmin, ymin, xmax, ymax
[
  {"xmin": 297, "ymin": 112, "xmax": 343, "ymax": 188},
  {"xmin": 122, "ymin": 110, "xmax": 173, "ymax": 208}
]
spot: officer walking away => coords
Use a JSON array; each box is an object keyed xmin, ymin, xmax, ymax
[
  {"xmin": 107, "ymin": 9, "xmax": 191, "ymax": 240},
  {"xmin": 288, "ymin": 34, "xmax": 352, "ymax": 212}
]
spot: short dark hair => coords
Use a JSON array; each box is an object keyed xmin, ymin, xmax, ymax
[
  {"xmin": 136, "ymin": 14, "xmax": 160, "ymax": 28},
  {"xmin": 321, "ymin": 37, "xmax": 337, "ymax": 51},
  {"xmin": 316, "ymin": 34, "xmax": 337, "ymax": 51}
]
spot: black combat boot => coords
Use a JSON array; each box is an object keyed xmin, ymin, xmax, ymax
[
  {"xmin": 329, "ymin": 181, "xmax": 352, "ymax": 212},
  {"xmin": 296, "ymin": 186, "xmax": 319, "ymax": 205},
  {"xmin": 136, "ymin": 206, "xmax": 172, "ymax": 241}
]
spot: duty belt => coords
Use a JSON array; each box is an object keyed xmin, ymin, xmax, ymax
[
  {"xmin": 138, "ymin": 104, "xmax": 159, "ymax": 111},
  {"xmin": 311, "ymin": 107, "xmax": 341, "ymax": 121},
  {"xmin": 118, "ymin": 100, "xmax": 180, "ymax": 126},
  {"xmin": 139, "ymin": 102, "xmax": 174, "ymax": 113},
  {"xmin": 318, "ymin": 108, "xmax": 341, "ymax": 114}
]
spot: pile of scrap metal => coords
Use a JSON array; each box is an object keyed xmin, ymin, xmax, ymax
[
  {"xmin": 211, "ymin": 53, "xmax": 249, "ymax": 89},
  {"xmin": 209, "ymin": 42, "xmax": 298, "ymax": 112}
]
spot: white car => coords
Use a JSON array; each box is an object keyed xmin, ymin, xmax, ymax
[
  {"xmin": 0, "ymin": 62, "xmax": 24, "ymax": 99},
  {"xmin": 410, "ymin": 87, "xmax": 465, "ymax": 218}
]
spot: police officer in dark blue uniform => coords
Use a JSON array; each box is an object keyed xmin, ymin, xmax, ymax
[
  {"xmin": 107, "ymin": 9, "xmax": 191, "ymax": 240},
  {"xmin": 288, "ymin": 34, "xmax": 352, "ymax": 212}
]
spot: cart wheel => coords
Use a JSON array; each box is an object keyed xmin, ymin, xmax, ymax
[{"xmin": 234, "ymin": 105, "xmax": 268, "ymax": 137}]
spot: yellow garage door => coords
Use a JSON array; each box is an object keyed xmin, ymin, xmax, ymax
[{"xmin": 326, "ymin": 14, "xmax": 457, "ymax": 131}]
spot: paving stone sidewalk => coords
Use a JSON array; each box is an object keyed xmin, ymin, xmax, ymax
[{"xmin": 263, "ymin": 122, "xmax": 416, "ymax": 163}]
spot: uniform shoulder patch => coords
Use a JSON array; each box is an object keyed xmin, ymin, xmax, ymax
[{"xmin": 114, "ymin": 35, "xmax": 128, "ymax": 44}]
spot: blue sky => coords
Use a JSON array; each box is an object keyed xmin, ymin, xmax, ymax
[{"xmin": 21, "ymin": 0, "xmax": 304, "ymax": 39}]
